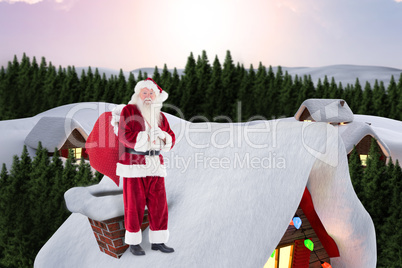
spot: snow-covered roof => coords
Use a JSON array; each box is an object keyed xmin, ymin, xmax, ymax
[
  {"xmin": 24, "ymin": 116, "xmax": 88, "ymax": 152},
  {"xmin": 2, "ymin": 102, "xmax": 401, "ymax": 267},
  {"xmin": 294, "ymin": 99, "xmax": 354, "ymax": 123},
  {"xmin": 36, "ymin": 121, "xmax": 376, "ymax": 268},
  {"xmin": 338, "ymin": 121, "xmax": 391, "ymax": 157},
  {"xmin": 353, "ymin": 115, "xmax": 402, "ymax": 162}
]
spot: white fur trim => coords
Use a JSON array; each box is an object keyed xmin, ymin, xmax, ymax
[
  {"xmin": 116, "ymin": 157, "xmax": 167, "ymax": 178},
  {"xmin": 161, "ymin": 131, "xmax": 173, "ymax": 152},
  {"xmin": 110, "ymin": 104, "xmax": 126, "ymax": 136},
  {"xmin": 134, "ymin": 80, "xmax": 161, "ymax": 96},
  {"xmin": 125, "ymin": 229, "xmax": 142, "ymax": 245},
  {"xmin": 157, "ymin": 90, "xmax": 168, "ymax": 103},
  {"xmin": 149, "ymin": 229, "xmax": 169, "ymax": 244},
  {"xmin": 134, "ymin": 131, "xmax": 149, "ymax": 152}
]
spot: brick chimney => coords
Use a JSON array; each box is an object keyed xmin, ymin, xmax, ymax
[{"xmin": 88, "ymin": 211, "xmax": 150, "ymax": 258}]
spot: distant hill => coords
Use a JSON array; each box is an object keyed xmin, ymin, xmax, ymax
[{"xmin": 76, "ymin": 64, "xmax": 402, "ymax": 87}]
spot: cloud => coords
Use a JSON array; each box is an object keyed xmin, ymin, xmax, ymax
[
  {"xmin": 0, "ymin": 0, "xmax": 77, "ymax": 10},
  {"xmin": 0, "ymin": 0, "xmax": 43, "ymax": 4},
  {"xmin": 395, "ymin": 0, "xmax": 402, "ymax": 2}
]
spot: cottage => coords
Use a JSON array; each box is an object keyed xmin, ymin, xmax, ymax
[
  {"xmin": 24, "ymin": 116, "xmax": 89, "ymax": 159},
  {"xmin": 294, "ymin": 99, "xmax": 391, "ymax": 165}
]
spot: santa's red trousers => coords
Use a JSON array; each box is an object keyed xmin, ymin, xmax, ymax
[{"xmin": 123, "ymin": 176, "xmax": 168, "ymax": 244}]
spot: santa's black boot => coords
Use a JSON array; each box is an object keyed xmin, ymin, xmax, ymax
[
  {"xmin": 151, "ymin": 243, "xmax": 174, "ymax": 253},
  {"xmin": 130, "ymin": 244, "xmax": 145, "ymax": 256}
]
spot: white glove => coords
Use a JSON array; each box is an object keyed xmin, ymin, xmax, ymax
[{"xmin": 150, "ymin": 127, "xmax": 166, "ymax": 140}]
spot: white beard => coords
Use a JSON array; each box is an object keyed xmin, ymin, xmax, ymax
[{"xmin": 136, "ymin": 97, "xmax": 162, "ymax": 127}]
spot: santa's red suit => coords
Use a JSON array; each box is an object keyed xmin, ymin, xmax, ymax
[{"xmin": 116, "ymin": 103, "xmax": 175, "ymax": 245}]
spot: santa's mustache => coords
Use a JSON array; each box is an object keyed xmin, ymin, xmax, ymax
[{"xmin": 143, "ymin": 98, "xmax": 153, "ymax": 103}]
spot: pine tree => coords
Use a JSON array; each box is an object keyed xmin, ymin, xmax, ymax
[
  {"xmin": 2, "ymin": 56, "xmax": 20, "ymax": 119},
  {"xmin": 167, "ymin": 68, "xmax": 179, "ymax": 104},
  {"xmin": 322, "ymin": 76, "xmax": 330, "ymax": 98},
  {"xmin": 113, "ymin": 69, "xmax": 127, "ymax": 104},
  {"xmin": 137, "ymin": 70, "xmax": 144, "ymax": 81},
  {"xmin": 102, "ymin": 75, "xmax": 116, "ymax": 103},
  {"xmin": 204, "ymin": 56, "xmax": 223, "ymax": 120},
  {"xmin": 395, "ymin": 73, "xmax": 402, "ymax": 121},
  {"xmin": 41, "ymin": 62, "xmax": 57, "ymax": 111},
  {"xmin": 2, "ymin": 146, "xmax": 33, "ymax": 267},
  {"xmin": 52, "ymin": 150, "xmax": 76, "ymax": 231},
  {"xmin": 372, "ymin": 80, "xmax": 387, "ymax": 117},
  {"xmin": 123, "ymin": 72, "xmax": 136, "ymax": 104},
  {"xmin": 380, "ymin": 160, "xmax": 402, "ymax": 267},
  {"xmin": 348, "ymin": 146, "xmax": 364, "ymax": 201},
  {"xmin": 49, "ymin": 149, "xmax": 65, "ymax": 231},
  {"xmin": 277, "ymin": 71, "xmax": 292, "ymax": 117},
  {"xmin": 160, "ymin": 64, "xmax": 172, "ymax": 93},
  {"xmin": 342, "ymin": 84, "xmax": 353, "ymax": 110},
  {"xmin": 91, "ymin": 68, "xmax": 103, "ymax": 102},
  {"xmin": 270, "ymin": 66, "xmax": 284, "ymax": 118},
  {"xmin": 328, "ymin": 77, "xmax": 339, "ymax": 99},
  {"xmin": 358, "ymin": 82, "xmax": 373, "ymax": 115},
  {"xmin": 180, "ymin": 52, "xmax": 198, "ymax": 120},
  {"xmin": 31, "ymin": 57, "xmax": 47, "ymax": 115},
  {"xmin": 194, "ymin": 50, "xmax": 212, "ymax": 119},
  {"xmin": 387, "ymin": 75, "xmax": 398, "ymax": 119},
  {"xmin": 75, "ymin": 156, "xmax": 94, "ymax": 186},
  {"xmin": 17, "ymin": 53, "xmax": 32, "ymax": 117},
  {"xmin": 152, "ymin": 66, "xmax": 161, "ymax": 85},
  {"xmin": 58, "ymin": 66, "xmax": 78, "ymax": 106},
  {"xmin": 350, "ymin": 78, "xmax": 363, "ymax": 113},
  {"xmin": 0, "ymin": 164, "xmax": 9, "ymax": 261},
  {"xmin": 362, "ymin": 139, "xmax": 387, "ymax": 229},
  {"xmin": 254, "ymin": 62, "xmax": 268, "ymax": 118},
  {"xmin": 315, "ymin": 78, "xmax": 324, "ymax": 98},
  {"xmin": 0, "ymin": 66, "xmax": 6, "ymax": 120},
  {"xmin": 221, "ymin": 50, "xmax": 236, "ymax": 119},
  {"xmin": 237, "ymin": 65, "xmax": 256, "ymax": 121}
]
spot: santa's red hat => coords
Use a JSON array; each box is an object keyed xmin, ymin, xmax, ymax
[{"xmin": 134, "ymin": 78, "xmax": 168, "ymax": 103}]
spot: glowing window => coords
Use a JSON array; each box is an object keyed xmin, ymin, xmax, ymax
[
  {"xmin": 72, "ymin": 148, "xmax": 82, "ymax": 159},
  {"xmin": 304, "ymin": 120, "xmax": 312, "ymax": 122},
  {"xmin": 264, "ymin": 244, "xmax": 294, "ymax": 268},
  {"xmin": 360, "ymin": 155, "xmax": 368, "ymax": 166}
]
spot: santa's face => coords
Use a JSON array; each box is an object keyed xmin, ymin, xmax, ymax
[{"xmin": 139, "ymin": 87, "xmax": 156, "ymax": 105}]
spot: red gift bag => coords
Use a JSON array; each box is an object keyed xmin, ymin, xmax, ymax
[{"xmin": 86, "ymin": 112, "xmax": 122, "ymax": 186}]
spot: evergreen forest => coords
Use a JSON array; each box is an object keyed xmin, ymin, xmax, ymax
[
  {"xmin": 0, "ymin": 144, "xmax": 102, "ymax": 267},
  {"xmin": 0, "ymin": 51, "xmax": 402, "ymax": 122},
  {"xmin": 0, "ymin": 51, "xmax": 402, "ymax": 267}
]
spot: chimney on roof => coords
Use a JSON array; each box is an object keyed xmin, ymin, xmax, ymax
[{"xmin": 340, "ymin": 100, "xmax": 345, "ymax": 107}]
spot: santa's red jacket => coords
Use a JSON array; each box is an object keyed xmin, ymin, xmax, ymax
[{"xmin": 116, "ymin": 104, "xmax": 175, "ymax": 179}]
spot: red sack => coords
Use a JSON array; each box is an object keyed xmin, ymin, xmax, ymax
[{"xmin": 86, "ymin": 112, "xmax": 122, "ymax": 186}]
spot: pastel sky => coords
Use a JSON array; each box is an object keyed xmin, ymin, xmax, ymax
[{"xmin": 1, "ymin": 0, "xmax": 402, "ymax": 71}]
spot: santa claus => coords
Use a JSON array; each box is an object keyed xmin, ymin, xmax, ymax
[{"xmin": 115, "ymin": 78, "xmax": 175, "ymax": 256}]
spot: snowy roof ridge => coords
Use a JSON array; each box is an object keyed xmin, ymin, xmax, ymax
[
  {"xmin": 339, "ymin": 121, "xmax": 391, "ymax": 156},
  {"xmin": 294, "ymin": 99, "xmax": 354, "ymax": 123}
]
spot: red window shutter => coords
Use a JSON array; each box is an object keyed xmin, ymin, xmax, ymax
[
  {"xmin": 292, "ymin": 239, "xmax": 311, "ymax": 268},
  {"xmin": 81, "ymin": 148, "xmax": 89, "ymax": 159},
  {"xmin": 60, "ymin": 149, "xmax": 69, "ymax": 158}
]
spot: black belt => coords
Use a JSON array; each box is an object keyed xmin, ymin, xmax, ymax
[{"xmin": 125, "ymin": 147, "xmax": 160, "ymax": 156}]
